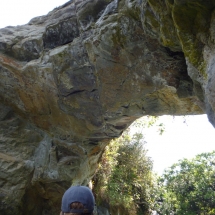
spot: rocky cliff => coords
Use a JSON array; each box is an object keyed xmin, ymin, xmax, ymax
[{"xmin": 0, "ymin": 0, "xmax": 214, "ymax": 214}]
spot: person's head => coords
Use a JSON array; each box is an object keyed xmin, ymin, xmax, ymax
[{"xmin": 61, "ymin": 185, "xmax": 95, "ymax": 215}]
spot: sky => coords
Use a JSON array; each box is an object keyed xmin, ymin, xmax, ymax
[
  {"xmin": 0, "ymin": 0, "xmax": 69, "ymax": 28},
  {"xmin": 1, "ymin": 1, "xmax": 215, "ymax": 176},
  {"xmin": 138, "ymin": 115, "xmax": 215, "ymax": 175}
]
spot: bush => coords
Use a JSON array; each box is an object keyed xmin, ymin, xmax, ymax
[{"xmin": 93, "ymin": 131, "xmax": 155, "ymax": 215}]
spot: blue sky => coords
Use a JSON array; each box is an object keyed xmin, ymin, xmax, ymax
[{"xmin": 1, "ymin": 1, "xmax": 215, "ymax": 176}]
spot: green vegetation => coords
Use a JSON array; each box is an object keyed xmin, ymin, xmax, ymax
[
  {"xmin": 93, "ymin": 117, "xmax": 160, "ymax": 214},
  {"xmin": 93, "ymin": 116, "xmax": 215, "ymax": 215},
  {"xmin": 153, "ymin": 151, "xmax": 215, "ymax": 215},
  {"xmin": 93, "ymin": 132, "xmax": 155, "ymax": 214}
]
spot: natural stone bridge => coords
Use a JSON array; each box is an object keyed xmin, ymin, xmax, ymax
[{"xmin": 0, "ymin": 0, "xmax": 215, "ymax": 214}]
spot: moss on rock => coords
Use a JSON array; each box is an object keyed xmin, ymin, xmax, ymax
[{"xmin": 172, "ymin": 1, "xmax": 215, "ymax": 77}]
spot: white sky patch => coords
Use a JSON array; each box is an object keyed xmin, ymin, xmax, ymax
[
  {"xmin": 141, "ymin": 115, "xmax": 215, "ymax": 175},
  {"xmin": 0, "ymin": 0, "xmax": 69, "ymax": 28}
]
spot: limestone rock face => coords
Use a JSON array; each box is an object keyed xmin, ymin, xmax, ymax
[{"xmin": 0, "ymin": 0, "xmax": 214, "ymax": 214}]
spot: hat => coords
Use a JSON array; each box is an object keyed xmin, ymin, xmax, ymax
[{"xmin": 61, "ymin": 185, "xmax": 95, "ymax": 213}]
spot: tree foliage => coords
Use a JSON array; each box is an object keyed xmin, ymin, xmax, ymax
[
  {"xmin": 93, "ymin": 116, "xmax": 215, "ymax": 215},
  {"xmin": 154, "ymin": 151, "xmax": 215, "ymax": 215},
  {"xmin": 93, "ymin": 129, "xmax": 155, "ymax": 215}
]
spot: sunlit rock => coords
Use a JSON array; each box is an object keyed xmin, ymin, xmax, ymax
[{"xmin": 0, "ymin": 0, "xmax": 214, "ymax": 214}]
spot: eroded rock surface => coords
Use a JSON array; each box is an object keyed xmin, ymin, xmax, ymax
[{"xmin": 0, "ymin": 0, "xmax": 214, "ymax": 214}]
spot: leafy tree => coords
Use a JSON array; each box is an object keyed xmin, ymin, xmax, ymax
[
  {"xmin": 154, "ymin": 151, "xmax": 215, "ymax": 215},
  {"xmin": 92, "ymin": 115, "xmax": 166, "ymax": 214},
  {"xmin": 93, "ymin": 130, "xmax": 155, "ymax": 215}
]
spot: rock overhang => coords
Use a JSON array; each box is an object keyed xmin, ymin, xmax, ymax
[{"xmin": 0, "ymin": 0, "xmax": 214, "ymax": 214}]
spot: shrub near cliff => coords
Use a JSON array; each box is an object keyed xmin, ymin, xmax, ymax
[{"xmin": 93, "ymin": 129, "xmax": 155, "ymax": 215}]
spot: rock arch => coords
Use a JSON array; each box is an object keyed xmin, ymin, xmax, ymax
[{"xmin": 0, "ymin": 0, "xmax": 214, "ymax": 214}]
